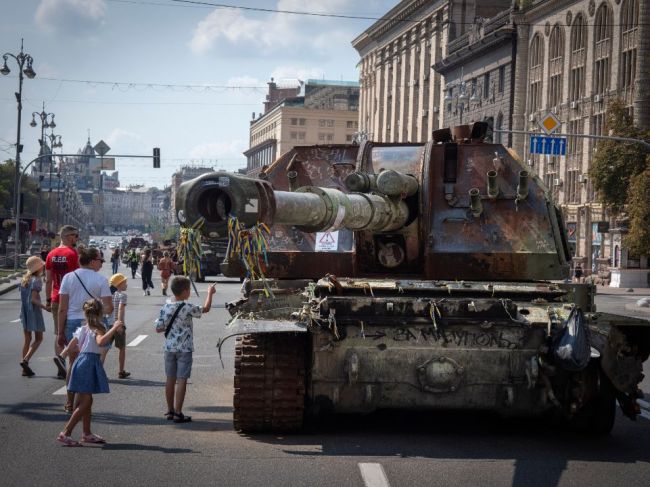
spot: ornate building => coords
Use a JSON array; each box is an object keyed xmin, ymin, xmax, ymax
[{"xmin": 513, "ymin": 0, "xmax": 649, "ymax": 285}]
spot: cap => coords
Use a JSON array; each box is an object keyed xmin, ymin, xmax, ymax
[
  {"xmin": 110, "ymin": 273, "xmax": 127, "ymax": 287},
  {"xmin": 26, "ymin": 255, "xmax": 45, "ymax": 274}
]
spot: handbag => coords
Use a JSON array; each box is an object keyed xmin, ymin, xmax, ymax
[{"xmin": 164, "ymin": 303, "xmax": 186, "ymax": 338}]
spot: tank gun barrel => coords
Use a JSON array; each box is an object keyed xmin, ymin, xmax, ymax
[{"xmin": 176, "ymin": 171, "xmax": 414, "ymax": 235}]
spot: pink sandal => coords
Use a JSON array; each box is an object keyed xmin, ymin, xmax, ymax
[
  {"xmin": 57, "ymin": 432, "xmax": 82, "ymax": 447},
  {"xmin": 81, "ymin": 433, "xmax": 106, "ymax": 444}
]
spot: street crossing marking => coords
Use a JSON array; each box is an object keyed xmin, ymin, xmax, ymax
[
  {"xmin": 127, "ymin": 335, "xmax": 148, "ymax": 347},
  {"xmin": 10, "ymin": 318, "xmax": 20, "ymax": 323},
  {"xmin": 53, "ymin": 386, "xmax": 67, "ymax": 395},
  {"xmin": 638, "ymin": 399, "xmax": 650, "ymax": 410},
  {"xmin": 359, "ymin": 463, "xmax": 391, "ymax": 487}
]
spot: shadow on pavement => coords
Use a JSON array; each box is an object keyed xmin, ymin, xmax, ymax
[
  {"xmin": 102, "ymin": 443, "xmax": 194, "ymax": 454},
  {"xmin": 107, "ymin": 378, "xmax": 166, "ymax": 387},
  {"xmin": 243, "ymin": 410, "xmax": 650, "ymax": 487}
]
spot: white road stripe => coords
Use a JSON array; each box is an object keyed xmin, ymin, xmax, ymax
[
  {"xmin": 10, "ymin": 318, "xmax": 20, "ymax": 323},
  {"xmin": 638, "ymin": 399, "xmax": 650, "ymax": 410},
  {"xmin": 127, "ymin": 335, "xmax": 148, "ymax": 347},
  {"xmin": 640, "ymin": 410, "xmax": 650, "ymax": 421},
  {"xmin": 53, "ymin": 386, "xmax": 67, "ymax": 395},
  {"xmin": 359, "ymin": 463, "xmax": 390, "ymax": 487}
]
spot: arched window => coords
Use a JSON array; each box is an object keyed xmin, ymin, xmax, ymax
[
  {"xmin": 620, "ymin": 0, "xmax": 639, "ymax": 109},
  {"xmin": 569, "ymin": 14, "xmax": 587, "ymax": 101},
  {"xmin": 593, "ymin": 4, "xmax": 612, "ymax": 96},
  {"xmin": 528, "ymin": 34, "xmax": 544, "ymax": 112},
  {"xmin": 547, "ymin": 25, "xmax": 564, "ymax": 108}
]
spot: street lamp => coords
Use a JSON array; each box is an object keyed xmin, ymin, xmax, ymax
[
  {"xmin": 30, "ymin": 102, "xmax": 56, "ymax": 233},
  {"xmin": 2, "ymin": 39, "xmax": 36, "ymax": 224},
  {"xmin": 44, "ymin": 132, "xmax": 62, "ymax": 232}
]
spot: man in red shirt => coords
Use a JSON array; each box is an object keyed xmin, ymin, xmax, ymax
[{"xmin": 45, "ymin": 225, "xmax": 79, "ymax": 379}]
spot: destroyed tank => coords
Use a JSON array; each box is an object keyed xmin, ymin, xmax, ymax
[{"xmin": 176, "ymin": 122, "xmax": 650, "ymax": 434}]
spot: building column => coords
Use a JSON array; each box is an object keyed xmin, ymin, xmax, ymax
[
  {"xmin": 418, "ymin": 25, "xmax": 429, "ymax": 142},
  {"xmin": 634, "ymin": 0, "xmax": 650, "ymax": 130},
  {"xmin": 399, "ymin": 36, "xmax": 409, "ymax": 142},
  {"xmin": 512, "ymin": 21, "xmax": 530, "ymax": 159},
  {"xmin": 381, "ymin": 50, "xmax": 390, "ymax": 142},
  {"xmin": 407, "ymin": 34, "xmax": 418, "ymax": 142}
]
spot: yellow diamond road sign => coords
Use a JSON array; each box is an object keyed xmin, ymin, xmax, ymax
[{"xmin": 539, "ymin": 112, "xmax": 561, "ymax": 135}]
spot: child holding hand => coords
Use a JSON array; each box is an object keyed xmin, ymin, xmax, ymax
[
  {"xmin": 19, "ymin": 256, "xmax": 50, "ymax": 377},
  {"xmin": 56, "ymin": 299, "xmax": 124, "ymax": 447}
]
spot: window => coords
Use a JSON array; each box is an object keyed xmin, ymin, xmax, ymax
[
  {"xmin": 298, "ymin": 132, "xmax": 305, "ymax": 141},
  {"xmin": 495, "ymin": 112, "xmax": 503, "ymax": 144},
  {"xmin": 498, "ymin": 66, "xmax": 505, "ymax": 93},
  {"xmin": 298, "ymin": 118, "xmax": 306, "ymax": 126},
  {"xmin": 346, "ymin": 121, "xmax": 354, "ymax": 129},
  {"xmin": 620, "ymin": 0, "xmax": 639, "ymax": 111},
  {"xmin": 318, "ymin": 133, "xmax": 326, "ymax": 141},
  {"xmin": 290, "ymin": 131, "xmax": 298, "ymax": 140},
  {"xmin": 319, "ymin": 119, "xmax": 326, "ymax": 127},
  {"xmin": 346, "ymin": 134, "xmax": 353, "ymax": 142},
  {"xmin": 569, "ymin": 14, "xmax": 587, "ymax": 102},
  {"xmin": 326, "ymin": 119, "xmax": 334, "ymax": 128},
  {"xmin": 548, "ymin": 24, "xmax": 564, "ymax": 108},
  {"xmin": 327, "ymin": 133, "xmax": 334, "ymax": 142},
  {"xmin": 593, "ymin": 4, "xmax": 612, "ymax": 96},
  {"xmin": 528, "ymin": 34, "xmax": 544, "ymax": 112},
  {"xmin": 290, "ymin": 118, "xmax": 298, "ymax": 125},
  {"xmin": 483, "ymin": 72, "xmax": 490, "ymax": 99}
]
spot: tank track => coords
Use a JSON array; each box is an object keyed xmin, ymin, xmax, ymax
[{"xmin": 233, "ymin": 333, "xmax": 307, "ymax": 433}]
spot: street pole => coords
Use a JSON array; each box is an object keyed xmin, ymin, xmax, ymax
[
  {"xmin": 30, "ymin": 102, "xmax": 55, "ymax": 233},
  {"xmin": 2, "ymin": 39, "xmax": 36, "ymax": 225}
]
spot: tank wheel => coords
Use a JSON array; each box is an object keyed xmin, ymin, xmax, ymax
[
  {"xmin": 571, "ymin": 368, "xmax": 616, "ymax": 435},
  {"xmin": 234, "ymin": 333, "xmax": 307, "ymax": 433}
]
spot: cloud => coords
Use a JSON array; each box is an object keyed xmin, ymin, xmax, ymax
[
  {"xmin": 35, "ymin": 0, "xmax": 107, "ymax": 34},
  {"xmin": 189, "ymin": 140, "xmax": 247, "ymax": 170},
  {"xmin": 104, "ymin": 128, "xmax": 146, "ymax": 153},
  {"xmin": 189, "ymin": 0, "xmax": 374, "ymax": 58},
  {"xmin": 271, "ymin": 66, "xmax": 324, "ymax": 82}
]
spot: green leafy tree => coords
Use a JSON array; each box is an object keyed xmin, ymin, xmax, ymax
[
  {"xmin": 0, "ymin": 159, "xmax": 49, "ymax": 219},
  {"xmin": 625, "ymin": 161, "xmax": 650, "ymax": 256},
  {"xmin": 590, "ymin": 100, "xmax": 650, "ymax": 212}
]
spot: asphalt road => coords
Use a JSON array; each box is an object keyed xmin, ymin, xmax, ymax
[{"xmin": 0, "ymin": 261, "xmax": 649, "ymax": 487}]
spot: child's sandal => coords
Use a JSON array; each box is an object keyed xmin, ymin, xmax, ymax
[{"xmin": 173, "ymin": 412, "xmax": 192, "ymax": 423}]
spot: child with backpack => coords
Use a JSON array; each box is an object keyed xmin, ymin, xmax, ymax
[
  {"xmin": 19, "ymin": 256, "xmax": 50, "ymax": 377},
  {"xmin": 56, "ymin": 299, "xmax": 124, "ymax": 446},
  {"xmin": 154, "ymin": 276, "xmax": 216, "ymax": 423}
]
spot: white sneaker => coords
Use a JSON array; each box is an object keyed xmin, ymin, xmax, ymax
[{"xmin": 143, "ymin": 292, "xmax": 148, "ymax": 296}]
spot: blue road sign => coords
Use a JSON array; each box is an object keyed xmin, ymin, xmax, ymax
[{"xmin": 530, "ymin": 136, "xmax": 566, "ymax": 155}]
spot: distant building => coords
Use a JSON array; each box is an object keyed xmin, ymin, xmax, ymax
[{"xmin": 244, "ymin": 78, "xmax": 360, "ymax": 175}]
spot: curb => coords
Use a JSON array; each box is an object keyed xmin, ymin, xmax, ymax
[{"xmin": 0, "ymin": 282, "xmax": 19, "ymax": 296}]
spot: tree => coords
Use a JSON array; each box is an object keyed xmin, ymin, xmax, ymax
[
  {"xmin": 625, "ymin": 161, "xmax": 650, "ymax": 256},
  {"xmin": 0, "ymin": 159, "xmax": 49, "ymax": 219},
  {"xmin": 590, "ymin": 100, "xmax": 650, "ymax": 212}
]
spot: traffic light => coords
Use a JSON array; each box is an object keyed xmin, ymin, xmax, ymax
[{"xmin": 153, "ymin": 147, "xmax": 161, "ymax": 168}]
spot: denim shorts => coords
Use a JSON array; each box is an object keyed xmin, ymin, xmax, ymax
[
  {"xmin": 65, "ymin": 318, "xmax": 84, "ymax": 343},
  {"xmin": 164, "ymin": 351, "xmax": 193, "ymax": 379}
]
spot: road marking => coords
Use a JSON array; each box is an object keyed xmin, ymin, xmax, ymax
[
  {"xmin": 638, "ymin": 399, "xmax": 650, "ymax": 410},
  {"xmin": 53, "ymin": 386, "xmax": 67, "ymax": 395},
  {"xmin": 127, "ymin": 335, "xmax": 147, "ymax": 347},
  {"xmin": 359, "ymin": 463, "xmax": 390, "ymax": 487},
  {"xmin": 641, "ymin": 410, "xmax": 650, "ymax": 421},
  {"xmin": 10, "ymin": 318, "xmax": 20, "ymax": 323}
]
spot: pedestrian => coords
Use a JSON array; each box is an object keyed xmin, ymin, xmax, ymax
[
  {"xmin": 574, "ymin": 263, "xmax": 583, "ymax": 283},
  {"xmin": 45, "ymin": 225, "xmax": 80, "ymax": 379},
  {"xmin": 57, "ymin": 246, "xmax": 113, "ymax": 414},
  {"xmin": 128, "ymin": 249, "xmax": 139, "ymax": 279},
  {"xmin": 110, "ymin": 248, "xmax": 120, "ymax": 274},
  {"xmin": 103, "ymin": 273, "xmax": 130, "ymax": 379},
  {"xmin": 154, "ymin": 276, "xmax": 216, "ymax": 423},
  {"xmin": 19, "ymin": 256, "xmax": 50, "ymax": 377},
  {"xmin": 157, "ymin": 251, "xmax": 173, "ymax": 296},
  {"xmin": 56, "ymin": 299, "xmax": 124, "ymax": 447},
  {"xmin": 141, "ymin": 248, "xmax": 154, "ymax": 296}
]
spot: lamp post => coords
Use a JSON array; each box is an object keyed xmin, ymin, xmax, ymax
[
  {"xmin": 44, "ymin": 132, "xmax": 62, "ymax": 232},
  {"xmin": 1, "ymin": 39, "xmax": 36, "ymax": 222},
  {"xmin": 30, "ymin": 102, "xmax": 55, "ymax": 233}
]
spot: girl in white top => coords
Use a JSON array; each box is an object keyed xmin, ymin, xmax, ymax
[{"xmin": 56, "ymin": 300, "xmax": 123, "ymax": 447}]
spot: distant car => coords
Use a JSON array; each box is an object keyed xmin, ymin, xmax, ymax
[{"xmin": 109, "ymin": 243, "xmax": 116, "ymax": 249}]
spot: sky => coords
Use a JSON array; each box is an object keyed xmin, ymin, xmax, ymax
[{"xmin": 0, "ymin": 0, "xmax": 396, "ymax": 187}]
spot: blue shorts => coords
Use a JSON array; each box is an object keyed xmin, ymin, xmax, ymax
[
  {"xmin": 164, "ymin": 351, "xmax": 193, "ymax": 379},
  {"xmin": 65, "ymin": 319, "xmax": 84, "ymax": 343}
]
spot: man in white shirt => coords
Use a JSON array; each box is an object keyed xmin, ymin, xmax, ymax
[{"xmin": 57, "ymin": 246, "xmax": 113, "ymax": 413}]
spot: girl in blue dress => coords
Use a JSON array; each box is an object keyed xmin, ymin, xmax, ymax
[
  {"xmin": 56, "ymin": 299, "xmax": 124, "ymax": 447},
  {"xmin": 19, "ymin": 256, "xmax": 49, "ymax": 377}
]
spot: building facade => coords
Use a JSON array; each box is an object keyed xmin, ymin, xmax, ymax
[
  {"xmin": 433, "ymin": 6, "xmax": 515, "ymax": 144},
  {"xmin": 244, "ymin": 79, "xmax": 359, "ymax": 175},
  {"xmin": 353, "ymin": 0, "xmax": 512, "ymax": 143},
  {"xmin": 513, "ymin": 0, "xmax": 649, "ymax": 283}
]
